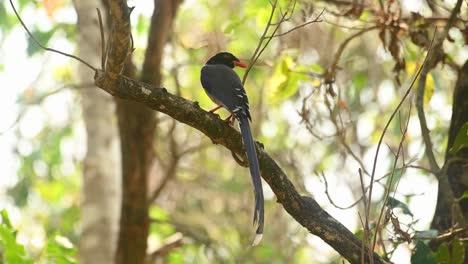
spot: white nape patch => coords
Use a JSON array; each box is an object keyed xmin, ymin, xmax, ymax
[
  {"xmin": 141, "ymin": 87, "xmax": 151, "ymax": 95},
  {"xmin": 251, "ymin": 234, "xmax": 263, "ymax": 246}
]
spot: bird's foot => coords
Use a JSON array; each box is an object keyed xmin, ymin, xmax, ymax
[{"xmin": 223, "ymin": 115, "xmax": 235, "ymax": 126}]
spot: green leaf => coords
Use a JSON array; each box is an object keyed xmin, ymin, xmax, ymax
[
  {"xmin": 411, "ymin": 241, "xmax": 437, "ymax": 264},
  {"xmin": 457, "ymin": 191, "xmax": 468, "ymax": 201},
  {"xmin": 0, "ymin": 209, "xmax": 13, "ymax": 228},
  {"xmin": 150, "ymin": 205, "xmax": 170, "ymax": 221},
  {"xmin": 292, "ymin": 247, "xmax": 313, "ymax": 263},
  {"xmin": 387, "ymin": 197, "xmax": 413, "ymax": 216},
  {"xmin": 434, "ymin": 240, "xmax": 465, "ymax": 264},
  {"xmin": 0, "ymin": 5, "xmax": 20, "ymax": 32},
  {"xmin": 424, "ymin": 74, "xmax": 435, "ymax": 105},
  {"xmin": 449, "ymin": 122, "xmax": 468, "ymax": 154},
  {"xmin": 136, "ymin": 14, "xmax": 149, "ymax": 36},
  {"xmin": 45, "ymin": 235, "xmax": 77, "ymax": 264},
  {"xmin": 359, "ymin": 10, "xmax": 372, "ymax": 21},
  {"xmin": 435, "ymin": 244, "xmax": 450, "ymax": 263},
  {"xmin": 0, "ymin": 226, "xmax": 34, "ymax": 264},
  {"xmin": 352, "ymin": 72, "xmax": 367, "ymax": 92},
  {"xmin": 224, "ymin": 17, "xmax": 244, "ymax": 34},
  {"xmin": 267, "ymin": 56, "xmax": 305, "ymax": 104},
  {"xmin": 27, "ymin": 28, "xmax": 57, "ymax": 56},
  {"xmin": 35, "ymin": 181, "xmax": 67, "ymax": 203},
  {"xmin": 451, "ymin": 239, "xmax": 465, "ymax": 264},
  {"xmin": 255, "ymin": 7, "xmax": 270, "ymax": 26},
  {"xmin": 310, "ymin": 63, "xmax": 324, "ymax": 74}
]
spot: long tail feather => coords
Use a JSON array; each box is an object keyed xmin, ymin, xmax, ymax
[{"xmin": 238, "ymin": 116, "xmax": 264, "ymax": 246}]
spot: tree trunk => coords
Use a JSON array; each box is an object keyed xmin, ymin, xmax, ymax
[
  {"xmin": 73, "ymin": 0, "xmax": 121, "ymax": 263},
  {"xmin": 431, "ymin": 60, "xmax": 468, "ymax": 232},
  {"xmin": 115, "ymin": 1, "xmax": 181, "ymax": 263}
]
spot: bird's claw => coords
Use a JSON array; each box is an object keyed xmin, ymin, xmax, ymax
[
  {"xmin": 258, "ymin": 142, "xmax": 265, "ymax": 150},
  {"xmin": 223, "ymin": 115, "xmax": 235, "ymax": 126}
]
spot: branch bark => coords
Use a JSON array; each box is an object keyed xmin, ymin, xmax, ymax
[
  {"xmin": 106, "ymin": 2, "xmax": 150, "ymax": 264},
  {"xmin": 94, "ymin": 71, "xmax": 385, "ymax": 263},
  {"xmin": 8, "ymin": 0, "xmax": 385, "ymax": 262}
]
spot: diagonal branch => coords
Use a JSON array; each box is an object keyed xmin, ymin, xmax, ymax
[
  {"xmin": 11, "ymin": 0, "xmax": 384, "ymax": 261},
  {"xmin": 94, "ymin": 70, "xmax": 385, "ymax": 264}
]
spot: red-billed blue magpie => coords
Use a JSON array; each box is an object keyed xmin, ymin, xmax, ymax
[{"xmin": 200, "ymin": 52, "xmax": 264, "ymax": 245}]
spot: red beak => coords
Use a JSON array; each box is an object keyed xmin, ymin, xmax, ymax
[{"xmin": 234, "ymin": 61, "xmax": 248, "ymax": 68}]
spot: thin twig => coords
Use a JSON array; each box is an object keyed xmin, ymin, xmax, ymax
[
  {"xmin": 320, "ymin": 171, "xmax": 365, "ymax": 210},
  {"xmin": 266, "ymin": 9, "xmax": 325, "ymax": 38},
  {"xmin": 8, "ymin": 0, "xmax": 97, "ymax": 71},
  {"xmin": 96, "ymin": 8, "xmax": 106, "ymax": 70},
  {"xmin": 326, "ymin": 26, "xmax": 378, "ymax": 81},
  {"xmin": 241, "ymin": 0, "xmax": 279, "ymax": 85},
  {"xmin": 404, "ymin": 164, "xmax": 432, "ymax": 173},
  {"xmin": 359, "ymin": 168, "xmax": 368, "ymax": 264},
  {"xmin": 364, "ymin": 30, "xmax": 436, "ymax": 262},
  {"xmin": 148, "ymin": 233, "xmax": 184, "ymax": 261},
  {"xmin": 242, "ymin": 0, "xmax": 306, "ymax": 85},
  {"xmin": 415, "ymin": 69, "xmax": 440, "ymax": 172},
  {"xmin": 323, "ymin": 92, "xmax": 370, "ymax": 176},
  {"xmin": 415, "ymin": 226, "xmax": 468, "ymax": 242},
  {"xmin": 372, "ymin": 105, "xmax": 412, "ymax": 252},
  {"xmin": 324, "ymin": 20, "xmax": 373, "ymax": 30}
]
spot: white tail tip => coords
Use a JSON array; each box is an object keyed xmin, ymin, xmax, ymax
[{"xmin": 251, "ymin": 234, "xmax": 263, "ymax": 246}]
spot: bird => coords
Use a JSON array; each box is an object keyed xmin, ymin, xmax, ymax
[{"xmin": 200, "ymin": 52, "xmax": 264, "ymax": 246}]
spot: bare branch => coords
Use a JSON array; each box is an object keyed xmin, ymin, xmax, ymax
[
  {"xmin": 147, "ymin": 233, "xmax": 184, "ymax": 261},
  {"xmin": 92, "ymin": 70, "xmax": 387, "ymax": 263},
  {"xmin": 241, "ymin": 0, "xmax": 279, "ymax": 85},
  {"xmin": 319, "ymin": 171, "xmax": 365, "ymax": 210},
  {"xmin": 96, "ymin": 8, "xmax": 106, "ymax": 70},
  {"xmin": 266, "ymin": 9, "xmax": 325, "ymax": 39},
  {"xmin": 415, "ymin": 226, "xmax": 468, "ymax": 243},
  {"xmin": 364, "ymin": 31, "xmax": 436, "ymax": 262},
  {"xmin": 372, "ymin": 106, "xmax": 411, "ymax": 252},
  {"xmin": 326, "ymin": 26, "xmax": 378, "ymax": 82},
  {"xmin": 359, "ymin": 168, "xmax": 370, "ymax": 264},
  {"xmin": 10, "ymin": 0, "xmax": 387, "ymax": 261}
]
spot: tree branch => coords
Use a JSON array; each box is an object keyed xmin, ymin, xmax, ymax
[
  {"xmin": 265, "ymin": 9, "xmax": 324, "ymax": 39},
  {"xmin": 93, "ymin": 71, "xmax": 385, "ymax": 263},
  {"xmin": 147, "ymin": 233, "xmax": 184, "ymax": 262},
  {"xmin": 11, "ymin": 0, "xmax": 384, "ymax": 261}
]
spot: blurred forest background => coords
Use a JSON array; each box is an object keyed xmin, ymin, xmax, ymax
[{"xmin": 0, "ymin": 0, "xmax": 467, "ymax": 263}]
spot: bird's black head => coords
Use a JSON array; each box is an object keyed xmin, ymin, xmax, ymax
[{"xmin": 206, "ymin": 52, "xmax": 247, "ymax": 68}]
